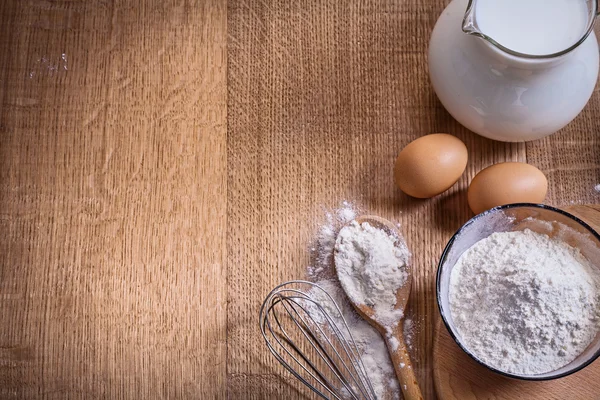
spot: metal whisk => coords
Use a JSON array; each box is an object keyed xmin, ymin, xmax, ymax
[{"xmin": 259, "ymin": 280, "xmax": 377, "ymax": 400}]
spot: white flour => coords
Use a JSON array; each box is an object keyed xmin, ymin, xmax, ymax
[
  {"xmin": 306, "ymin": 203, "xmax": 414, "ymax": 399},
  {"xmin": 308, "ymin": 202, "xmax": 357, "ymax": 278},
  {"xmin": 306, "ymin": 280, "xmax": 400, "ymax": 400},
  {"xmin": 403, "ymin": 318, "xmax": 414, "ymax": 351},
  {"xmin": 449, "ymin": 229, "xmax": 600, "ymax": 375},
  {"xmin": 335, "ymin": 221, "xmax": 410, "ymax": 327}
]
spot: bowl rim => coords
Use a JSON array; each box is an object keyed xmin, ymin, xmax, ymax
[{"xmin": 436, "ymin": 202, "xmax": 600, "ymax": 381}]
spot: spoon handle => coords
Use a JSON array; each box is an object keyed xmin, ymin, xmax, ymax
[{"xmin": 385, "ymin": 329, "xmax": 423, "ymax": 400}]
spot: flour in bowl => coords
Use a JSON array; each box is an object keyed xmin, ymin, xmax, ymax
[{"xmin": 449, "ymin": 229, "xmax": 600, "ymax": 375}]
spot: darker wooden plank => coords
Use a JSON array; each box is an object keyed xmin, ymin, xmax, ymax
[{"xmin": 227, "ymin": 1, "xmax": 530, "ymax": 398}]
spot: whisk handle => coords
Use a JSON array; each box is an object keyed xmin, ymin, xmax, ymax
[{"xmin": 385, "ymin": 332, "xmax": 423, "ymax": 400}]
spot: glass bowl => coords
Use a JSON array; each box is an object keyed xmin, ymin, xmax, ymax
[{"xmin": 437, "ymin": 203, "xmax": 600, "ymax": 380}]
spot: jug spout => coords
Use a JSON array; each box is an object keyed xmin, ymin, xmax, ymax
[
  {"xmin": 461, "ymin": 0, "xmax": 599, "ymax": 59},
  {"xmin": 461, "ymin": 0, "xmax": 481, "ymax": 36}
]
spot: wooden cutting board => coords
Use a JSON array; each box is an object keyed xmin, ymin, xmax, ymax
[{"xmin": 433, "ymin": 205, "xmax": 600, "ymax": 400}]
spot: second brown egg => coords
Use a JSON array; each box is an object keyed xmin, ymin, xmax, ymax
[{"xmin": 467, "ymin": 162, "xmax": 548, "ymax": 214}]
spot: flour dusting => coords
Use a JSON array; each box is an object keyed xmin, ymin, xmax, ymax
[
  {"xmin": 403, "ymin": 318, "xmax": 415, "ymax": 351},
  {"xmin": 306, "ymin": 280, "xmax": 400, "ymax": 399},
  {"xmin": 308, "ymin": 202, "xmax": 358, "ymax": 279}
]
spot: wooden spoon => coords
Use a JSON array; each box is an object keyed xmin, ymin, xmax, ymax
[{"xmin": 334, "ymin": 215, "xmax": 423, "ymax": 400}]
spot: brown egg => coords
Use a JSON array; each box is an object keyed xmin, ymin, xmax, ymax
[
  {"xmin": 394, "ymin": 134, "xmax": 468, "ymax": 198},
  {"xmin": 468, "ymin": 162, "xmax": 548, "ymax": 214}
]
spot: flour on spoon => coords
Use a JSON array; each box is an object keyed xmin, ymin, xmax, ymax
[
  {"xmin": 306, "ymin": 203, "xmax": 411, "ymax": 399},
  {"xmin": 335, "ymin": 220, "xmax": 410, "ymax": 327}
]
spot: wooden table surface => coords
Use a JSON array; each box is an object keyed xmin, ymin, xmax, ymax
[{"xmin": 0, "ymin": 0, "xmax": 599, "ymax": 399}]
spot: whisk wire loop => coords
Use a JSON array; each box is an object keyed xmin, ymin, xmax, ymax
[{"xmin": 259, "ymin": 281, "xmax": 378, "ymax": 400}]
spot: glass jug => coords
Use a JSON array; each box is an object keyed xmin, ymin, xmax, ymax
[{"xmin": 429, "ymin": 0, "xmax": 600, "ymax": 142}]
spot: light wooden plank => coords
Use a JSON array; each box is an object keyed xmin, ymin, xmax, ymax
[{"xmin": 0, "ymin": 0, "xmax": 227, "ymax": 398}]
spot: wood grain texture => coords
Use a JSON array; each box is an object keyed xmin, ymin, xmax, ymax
[
  {"xmin": 0, "ymin": 0, "xmax": 598, "ymax": 398},
  {"xmin": 227, "ymin": 0, "xmax": 600, "ymax": 398},
  {"xmin": 433, "ymin": 205, "xmax": 600, "ymax": 400},
  {"xmin": 0, "ymin": 0, "xmax": 227, "ymax": 398}
]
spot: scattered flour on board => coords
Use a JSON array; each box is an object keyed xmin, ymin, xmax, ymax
[
  {"xmin": 594, "ymin": 183, "xmax": 600, "ymax": 193},
  {"xmin": 28, "ymin": 54, "xmax": 68, "ymax": 78},
  {"xmin": 403, "ymin": 318, "xmax": 415, "ymax": 351},
  {"xmin": 308, "ymin": 202, "xmax": 357, "ymax": 278},
  {"xmin": 337, "ymin": 201, "xmax": 357, "ymax": 222},
  {"xmin": 306, "ymin": 280, "xmax": 400, "ymax": 399}
]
